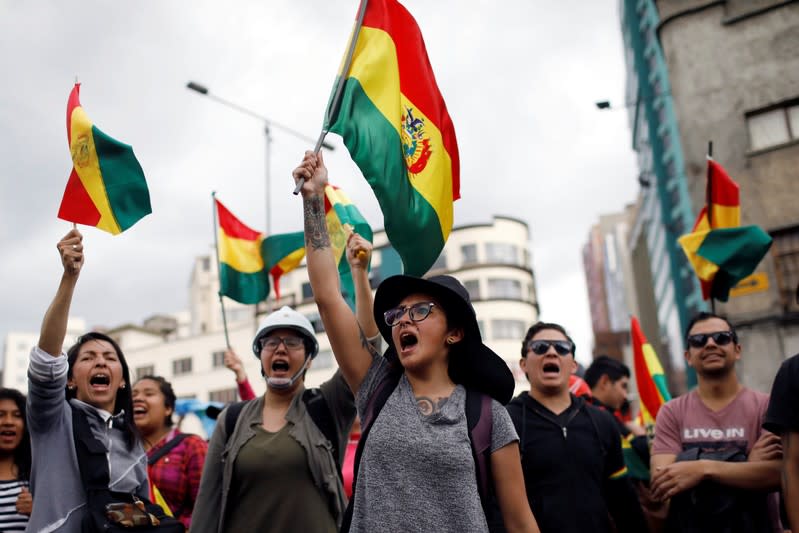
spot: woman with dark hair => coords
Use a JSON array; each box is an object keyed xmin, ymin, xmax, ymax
[
  {"xmin": 133, "ymin": 375, "xmax": 207, "ymax": 530},
  {"xmin": 0, "ymin": 388, "xmax": 32, "ymax": 531},
  {"xmin": 293, "ymin": 152, "xmax": 539, "ymax": 533},
  {"xmin": 26, "ymin": 229, "xmax": 149, "ymax": 532}
]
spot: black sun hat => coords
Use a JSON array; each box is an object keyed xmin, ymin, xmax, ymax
[{"xmin": 373, "ymin": 274, "xmax": 515, "ymax": 405}]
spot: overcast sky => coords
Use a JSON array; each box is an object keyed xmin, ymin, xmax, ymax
[{"xmin": 0, "ymin": 0, "xmax": 639, "ymax": 365}]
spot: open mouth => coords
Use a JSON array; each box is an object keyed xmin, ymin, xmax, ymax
[
  {"xmin": 271, "ymin": 360, "xmax": 290, "ymax": 372},
  {"xmin": 90, "ymin": 374, "xmax": 111, "ymax": 388},
  {"xmin": 399, "ymin": 332, "xmax": 418, "ymax": 350},
  {"xmin": 542, "ymin": 362, "xmax": 560, "ymax": 375},
  {"xmin": 0, "ymin": 430, "xmax": 17, "ymax": 438},
  {"xmin": 132, "ymin": 405, "xmax": 147, "ymax": 416}
]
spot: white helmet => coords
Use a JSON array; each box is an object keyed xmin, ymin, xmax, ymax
[{"xmin": 252, "ymin": 306, "xmax": 319, "ymax": 359}]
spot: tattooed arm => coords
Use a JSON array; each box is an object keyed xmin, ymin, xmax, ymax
[{"xmin": 293, "ymin": 151, "xmax": 375, "ymax": 395}]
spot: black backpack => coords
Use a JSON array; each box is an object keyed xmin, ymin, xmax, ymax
[
  {"xmin": 223, "ymin": 388, "xmax": 343, "ymax": 476},
  {"xmin": 340, "ymin": 370, "xmax": 498, "ymax": 532},
  {"xmin": 665, "ymin": 447, "xmax": 772, "ymax": 533},
  {"xmin": 71, "ymin": 405, "xmax": 185, "ymax": 532}
]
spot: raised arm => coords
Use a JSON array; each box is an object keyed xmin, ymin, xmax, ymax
[
  {"xmin": 39, "ymin": 229, "xmax": 84, "ymax": 357},
  {"xmin": 293, "ymin": 151, "xmax": 374, "ymax": 394},
  {"xmin": 346, "ymin": 232, "xmax": 379, "ymax": 341}
]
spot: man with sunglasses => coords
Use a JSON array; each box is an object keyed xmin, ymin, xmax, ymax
[
  {"xmin": 650, "ymin": 312, "xmax": 782, "ymax": 531},
  {"xmin": 506, "ymin": 322, "xmax": 648, "ymax": 533}
]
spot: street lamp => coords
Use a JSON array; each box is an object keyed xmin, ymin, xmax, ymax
[{"xmin": 186, "ymin": 81, "xmax": 334, "ymax": 235}]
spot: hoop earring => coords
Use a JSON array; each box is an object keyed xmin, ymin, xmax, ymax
[{"xmin": 446, "ymin": 338, "xmax": 455, "ymax": 345}]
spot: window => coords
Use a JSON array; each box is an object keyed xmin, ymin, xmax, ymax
[
  {"xmin": 461, "ymin": 244, "xmax": 478, "ymax": 265},
  {"xmin": 172, "ymin": 357, "xmax": 193, "ymax": 376},
  {"xmin": 308, "ymin": 313, "xmax": 325, "ymax": 333},
  {"xmin": 314, "ymin": 350, "xmax": 334, "ymax": 370},
  {"xmin": 488, "ymin": 278, "xmax": 522, "ymax": 299},
  {"xmin": 485, "ymin": 243, "xmax": 517, "ymax": 264},
  {"xmin": 211, "ymin": 350, "xmax": 226, "ymax": 367},
  {"xmin": 747, "ymin": 103, "xmax": 799, "ymax": 151},
  {"xmin": 201, "ymin": 257, "xmax": 211, "ymax": 271},
  {"xmin": 135, "ymin": 365, "xmax": 154, "ymax": 380},
  {"xmin": 209, "ymin": 388, "xmax": 238, "ymax": 403},
  {"xmin": 430, "ymin": 252, "xmax": 447, "ymax": 271},
  {"xmin": 463, "ymin": 280, "xmax": 480, "ymax": 300},
  {"xmin": 302, "ymin": 282, "xmax": 313, "ymax": 300},
  {"xmin": 773, "ymin": 227, "xmax": 799, "ymax": 313},
  {"xmin": 491, "ymin": 319, "xmax": 526, "ymax": 340}
]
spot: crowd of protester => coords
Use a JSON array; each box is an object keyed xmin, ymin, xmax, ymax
[{"xmin": 13, "ymin": 151, "xmax": 799, "ymax": 532}]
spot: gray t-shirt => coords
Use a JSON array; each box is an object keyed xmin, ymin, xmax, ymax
[{"xmin": 350, "ymin": 354, "xmax": 518, "ymax": 533}]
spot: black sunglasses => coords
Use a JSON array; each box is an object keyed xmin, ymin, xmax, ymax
[
  {"xmin": 686, "ymin": 330, "xmax": 737, "ymax": 349},
  {"xmin": 527, "ymin": 339, "xmax": 574, "ymax": 356}
]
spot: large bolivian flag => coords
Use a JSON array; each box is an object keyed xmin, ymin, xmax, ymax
[
  {"xmin": 631, "ymin": 316, "xmax": 671, "ymax": 429},
  {"xmin": 215, "ymin": 199, "xmax": 268, "ymax": 305},
  {"xmin": 678, "ymin": 159, "xmax": 772, "ymax": 301},
  {"xmin": 58, "ymin": 84, "xmax": 151, "ymax": 234},
  {"xmin": 327, "ymin": 0, "xmax": 459, "ymax": 277}
]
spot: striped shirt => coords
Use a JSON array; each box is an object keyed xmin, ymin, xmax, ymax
[{"xmin": 0, "ymin": 480, "xmax": 29, "ymax": 531}]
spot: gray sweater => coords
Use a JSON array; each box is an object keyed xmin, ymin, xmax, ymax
[{"xmin": 26, "ymin": 346, "xmax": 148, "ymax": 533}]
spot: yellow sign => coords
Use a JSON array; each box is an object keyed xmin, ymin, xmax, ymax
[{"xmin": 729, "ymin": 272, "xmax": 769, "ymax": 298}]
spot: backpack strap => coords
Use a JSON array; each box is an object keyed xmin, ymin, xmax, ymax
[
  {"xmin": 340, "ymin": 369, "xmax": 402, "ymax": 532},
  {"xmin": 466, "ymin": 389, "xmax": 493, "ymax": 511},
  {"xmin": 302, "ymin": 388, "xmax": 342, "ymax": 477},
  {"xmin": 223, "ymin": 401, "xmax": 248, "ymax": 439},
  {"xmin": 71, "ymin": 404, "xmax": 112, "ymax": 494},
  {"xmin": 147, "ymin": 433, "xmax": 190, "ymax": 466}
]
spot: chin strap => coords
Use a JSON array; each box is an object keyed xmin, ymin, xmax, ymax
[{"xmin": 266, "ymin": 355, "xmax": 312, "ymax": 390}]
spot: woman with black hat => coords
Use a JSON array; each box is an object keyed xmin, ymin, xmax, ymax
[{"xmin": 293, "ymin": 152, "xmax": 539, "ymax": 533}]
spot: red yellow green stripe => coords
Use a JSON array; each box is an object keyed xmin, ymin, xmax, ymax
[
  {"xmin": 58, "ymin": 83, "xmax": 151, "ymax": 234},
  {"xmin": 328, "ymin": 0, "xmax": 458, "ymax": 276},
  {"xmin": 215, "ymin": 198, "xmax": 268, "ymax": 305},
  {"xmin": 631, "ymin": 316, "xmax": 671, "ymax": 428},
  {"xmin": 609, "ymin": 465, "xmax": 628, "ymax": 480},
  {"xmin": 262, "ymin": 231, "xmax": 306, "ymax": 300}
]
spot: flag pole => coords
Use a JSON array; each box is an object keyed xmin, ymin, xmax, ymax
[
  {"xmin": 211, "ymin": 192, "xmax": 232, "ymax": 349},
  {"xmin": 706, "ymin": 141, "xmax": 716, "ymax": 314},
  {"xmin": 293, "ymin": 0, "xmax": 370, "ymax": 195}
]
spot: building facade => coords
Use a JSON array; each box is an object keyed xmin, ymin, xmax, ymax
[
  {"xmin": 620, "ymin": 0, "xmax": 799, "ymax": 391},
  {"xmin": 3, "ymin": 216, "xmax": 539, "ymax": 435}
]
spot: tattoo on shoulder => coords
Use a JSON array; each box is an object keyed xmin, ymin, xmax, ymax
[
  {"xmin": 416, "ymin": 396, "xmax": 449, "ymax": 416},
  {"xmin": 359, "ymin": 327, "xmax": 379, "ymax": 357},
  {"xmin": 303, "ymin": 196, "xmax": 330, "ymax": 250}
]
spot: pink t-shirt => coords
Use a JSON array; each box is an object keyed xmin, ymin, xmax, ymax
[{"xmin": 652, "ymin": 387, "xmax": 769, "ymax": 456}]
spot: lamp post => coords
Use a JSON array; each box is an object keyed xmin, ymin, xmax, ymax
[{"xmin": 186, "ymin": 81, "xmax": 335, "ymax": 235}]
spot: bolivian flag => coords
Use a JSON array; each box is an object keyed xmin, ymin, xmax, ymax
[
  {"xmin": 261, "ymin": 185, "xmax": 372, "ymax": 308},
  {"xmin": 58, "ymin": 83, "xmax": 151, "ymax": 234},
  {"xmin": 678, "ymin": 159, "xmax": 772, "ymax": 301},
  {"xmin": 631, "ymin": 316, "xmax": 671, "ymax": 428},
  {"xmin": 262, "ymin": 231, "xmax": 306, "ymax": 301},
  {"xmin": 325, "ymin": 184, "xmax": 373, "ymax": 309},
  {"xmin": 327, "ymin": 0, "xmax": 459, "ymax": 277},
  {"xmin": 215, "ymin": 198, "xmax": 268, "ymax": 305}
]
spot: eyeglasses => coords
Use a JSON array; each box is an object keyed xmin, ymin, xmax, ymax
[
  {"xmin": 259, "ymin": 336, "xmax": 305, "ymax": 352},
  {"xmin": 527, "ymin": 340, "xmax": 574, "ymax": 356},
  {"xmin": 384, "ymin": 302, "xmax": 437, "ymax": 327},
  {"xmin": 686, "ymin": 330, "xmax": 736, "ymax": 349}
]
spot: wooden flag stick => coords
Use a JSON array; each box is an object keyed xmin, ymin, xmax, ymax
[{"xmin": 211, "ymin": 192, "xmax": 231, "ymax": 349}]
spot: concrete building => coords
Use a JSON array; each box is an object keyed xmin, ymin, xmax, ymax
[
  {"xmin": 3, "ymin": 216, "xmax": 539, "ymax": 435},
  {"xmin": 582, "ymin": 207, "xmax": 640, "ymax": 361},
  {"xmin": 619, "ymin": 0, "xmax": 799, "ymax": 392}
]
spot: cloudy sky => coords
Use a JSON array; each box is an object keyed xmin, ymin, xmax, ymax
[{"xmin": 0, "ymin": 0, "xmax": 639, "ymax": 365}]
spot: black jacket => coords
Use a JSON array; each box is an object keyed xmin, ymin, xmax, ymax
[{"xmin": 506, "ymin": 393, "xmax": 649, "ymax": 533}]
